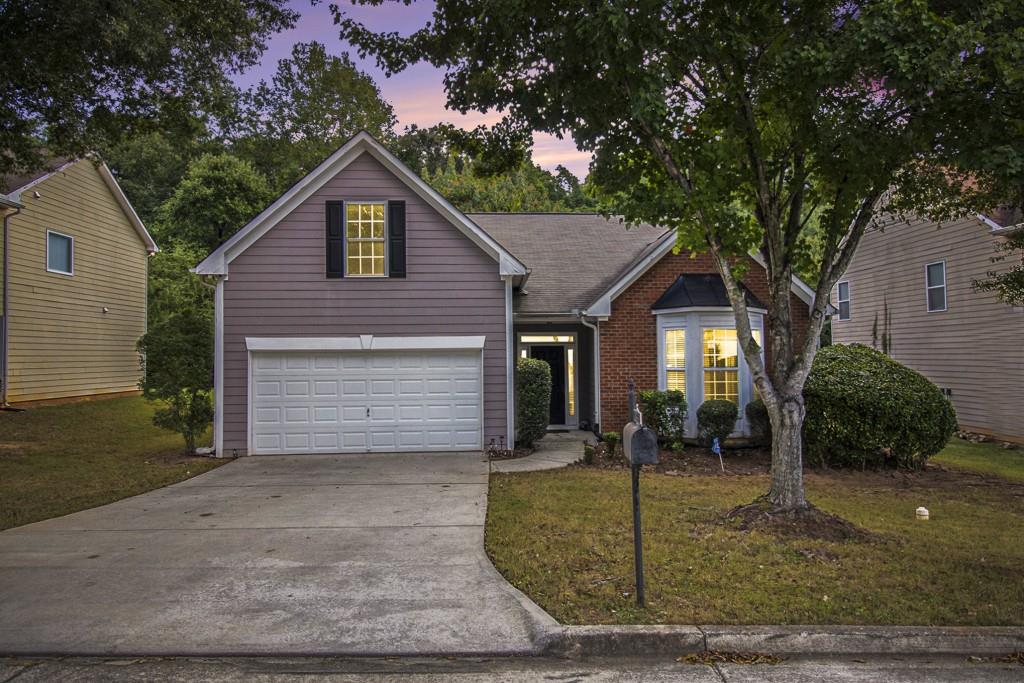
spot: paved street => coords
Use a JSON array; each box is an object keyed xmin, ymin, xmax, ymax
[
  {"xmin": 0, "ymin": 452, "xmax": 552, "ymax": 656},
  {"xmin": 1, "ymin": 655, "xmax": 1022, "ymax": 682}
]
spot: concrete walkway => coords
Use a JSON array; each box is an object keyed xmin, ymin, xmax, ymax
[
  {"xmin": 0, "ymin": 452, "xmax": 556, "ymax": 656},
  {"xmin": 490, "ymin": 430, "xmax": 593, "ymax": 473}
]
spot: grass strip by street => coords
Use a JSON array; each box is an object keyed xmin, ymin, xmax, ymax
[
  {"xmin": 486, "ymin": 440, "xmax": 1024, "ymax": 626},
  {"xmin": 0, "ymin": 396, "xmax": 223, "ymax": 530}
]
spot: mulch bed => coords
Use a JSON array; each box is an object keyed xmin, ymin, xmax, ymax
[{"xmin": 582, "ymin": 442, "xmax": 772, "ymax": 476}]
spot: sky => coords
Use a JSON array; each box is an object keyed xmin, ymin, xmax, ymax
[{"xmin": 234, "ymin": 0, "xmax": 592, "ymax": 178}]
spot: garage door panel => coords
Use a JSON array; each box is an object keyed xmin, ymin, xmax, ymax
[{"xmin": 250, "ymin": 349, "xmax": 482, "ymax": 454}]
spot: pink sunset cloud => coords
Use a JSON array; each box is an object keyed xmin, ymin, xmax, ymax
[{"xmin": 234, "ymin": 0, "xmax": 592, "ymax": 178}]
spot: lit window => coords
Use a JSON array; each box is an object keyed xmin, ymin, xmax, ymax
[
  {"xmin": 46, "ymin": 231, "xmax": 73, "ymax": 275},
  {"xmin": 567, "ymin": 348, "xmax": 575, "ymax": 417},
  {"xmin": 926, "ymin": 261, "xmax": 946, "ymax": 312},
  {"xmin": 703, "ymin": 328, "xmax": 739, "ymax": 403},
  {"xmin": 836, "ymin": 281, "xmax": 851, "ymax": 320},
  {"xmin": 520, "ymin": 335, "xmax": 574, "ymax": 343},
  {"xmin": 663, "ymin": 328, "xmax": 686, "ymax": 392},
  {"xmin": 345, "ymin": 203, "xmax": 385, "ymax": 276}
]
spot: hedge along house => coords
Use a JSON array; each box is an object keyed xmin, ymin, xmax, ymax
[{"xmin": 195, "ymin": 131, "xmax": 814, "ymax": 456}]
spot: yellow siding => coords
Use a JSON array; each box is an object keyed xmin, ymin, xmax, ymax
[
  {"xmin": 4, "ymin": 160, "xmax": 149, "ymax": 402},
  {"xmin": 831, "ymin": 216, "xmax": 1024, "ymax": 441}
]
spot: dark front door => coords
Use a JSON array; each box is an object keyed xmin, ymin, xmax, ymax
[{"xmin": 530, "ymin": 345, "xmax": 566, "ymax": 425}]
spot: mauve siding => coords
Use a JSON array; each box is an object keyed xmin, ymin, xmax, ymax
[{"xmin": 221, "ymin": 152, "xmax": 507, "ymax": 454}]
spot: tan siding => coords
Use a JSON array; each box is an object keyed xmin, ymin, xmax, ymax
[
  {"xmin": 4, "ymin": 160, "xmax": 149, "ymax": 402},
  {"xmin": 221, "ymin": 152, "xmax": 508, "ymax": 454},
  {"xmin": 831, "ymin": 216, "xmax": 1024, "ymax": 441}
]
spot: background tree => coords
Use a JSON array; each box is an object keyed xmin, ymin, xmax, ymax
[
  {"xmin": 974, "ymin": 231, "xmax": 1024, "ymax": 306},
  {"xmin": 392, "ymin": 124, "xmax": 468, "ymax": 176},
  {"xmin": 235, "ymin": 41, "xmax": 397, "ymax": 191},
  {"xmin": 153, "ymin": 154, "xmax": 273, "ymax": 254},
  {"xmin": 0, "ymin": 0, "xmax": 296, "ymax": 176},
  {"xmin": 339, "ymin": 0, "xmax": 1024, "ymax": 514}
]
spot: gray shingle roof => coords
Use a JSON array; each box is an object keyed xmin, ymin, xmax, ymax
[{"xmin": 467, "ymin": 213, "xmax": 670, "ymax": 315}]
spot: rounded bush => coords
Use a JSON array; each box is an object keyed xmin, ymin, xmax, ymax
[
  {"xmin": 638, "ymin": 389, "xmax": 687, "ymax": 444},
  {"xmin": 744, "ymin": 399, "xmax": 771, "ymax": 447},
  {"xmin": 515, "ymin": 357, "xmax": 552, "ymax": 448},
  {"xmin": 697, "ymin": 400, "xmax": 738, "ymax": 447},
  {"xmin": 803, "ymin": 344, "xmax": 957, "ymax": 469}
]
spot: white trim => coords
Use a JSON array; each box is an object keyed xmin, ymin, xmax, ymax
[
  {"xmin": 194, "ymin": 131, "xmax": 527, "ymax": 278},
  {"xmin": 583, "ymin": 233, "xmax": 815, "ymax": 317},
  {"xmin": 7, "ymin": 159, "xmax": 77, "ymax": 200},
  {"xmin": 96, "ymin": 160, "xmax": 159, "ymax": 253},
  {"xmin": 505, "ymin": 277, "xmax": 515, "ymax": 448},
  {"xmin": 213, "ymin": 278, "xmax": 225, "ymax": 456},
  {"xmin": 835, "ymin": 280, "xmax": 851, "ymax": 321},
  {"xmin": 925, "ymin": 260, "xmax": 947, "ymax": 313},
  {"xmin": 244, "ymin": 335, "xmax": 487, "ymax": 352},
  {"xmin": 45, "ymin": 229, "xmax": 74, "ymax": 275}
]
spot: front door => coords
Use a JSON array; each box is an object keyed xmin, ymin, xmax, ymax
[{"xmin": 530, "ymin": 345, "xmax": 566, "ymax": 425}]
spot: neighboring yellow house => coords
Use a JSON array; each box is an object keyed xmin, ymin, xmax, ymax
[{"xmin": 0, "ymin": 157, "xmax": 157, "ymax": 405}]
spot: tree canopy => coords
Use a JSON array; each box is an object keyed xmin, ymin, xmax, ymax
[
  {"xmin": 0, "ymin": 0, "xmax": 296, "ymax": 176},
  {"xmin": 338, "ymin": 0, "xmax": 1024, "ymax": 511}
]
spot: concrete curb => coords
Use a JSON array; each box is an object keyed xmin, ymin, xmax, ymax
[{"xmin": 544, "ymin": 624, "xmax": 1024, "ymax": 658}]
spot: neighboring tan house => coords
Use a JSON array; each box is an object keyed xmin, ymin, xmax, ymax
[
  {"xmin": 831, "ymin": 211, "xmax": 1024, "ymax": 442},
  {"xmin": 196, "ymin": 132, "xmax": 813, "ymax": 456},
  {"xmin": 0, "ymin": 157, "xmax": 157, "ymax": 405}
]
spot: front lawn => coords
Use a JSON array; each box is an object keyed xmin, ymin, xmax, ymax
[
  {"xmin": 933, "ymin": 437, "xmax": 1024, "ymax": 483},
  {"xmin": 486, "ymin": 440, "xmax": 1024, "ymax": 626},
  {"xmin": 0, "ymin": 396, "xmax": 223, "ymax": 530}
]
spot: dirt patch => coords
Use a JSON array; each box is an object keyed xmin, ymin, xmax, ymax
[
  {"xmin": 488, "ymin": 447, "xmax": 534, "ymax": 461},
  {"xmin": 678, "ymin": 651, "xmax": 784, "ymax": 665},
  {"xmin": 579, "ymin": 442, "xmax": 771, "ymax": 476},
  {"xmin": 147, "ymin": 450, "xmax": 222, "ymax": 467},
  {"xmin": 722, "ymin": 498, "xmax": 875, "ymax": 542}
]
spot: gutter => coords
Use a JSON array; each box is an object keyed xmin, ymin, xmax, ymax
[
  {"xmin": 575, "ymin": 309, "xmax": 601, "ymax": 431},
  {"xmin": 2, "ymin": 205, "xmax": 23, "ymax": 408}
]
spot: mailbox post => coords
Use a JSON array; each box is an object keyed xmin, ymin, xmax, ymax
[{"xmin": 623, "ymin": 379, "xmax": 658, "ymax": 607}]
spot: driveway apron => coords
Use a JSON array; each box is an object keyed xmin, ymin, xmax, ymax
[{"xmin": 0, "ymin": 452, "xmax": 554, "ymax": 656}]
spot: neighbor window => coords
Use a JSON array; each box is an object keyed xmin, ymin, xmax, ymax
[
  {"xmin": 836, "ymin": 281, "xmax": 851, "ymax": 320},
  {"xmin": 345, "ymin": 203, "xmax": 385, "ymax": 276},
  {"xmin": 46, "ymin": 230, "xmax": 73, "ymax": 275},
  {"xmin": 926, "ymin": 261, "xmax": 946, "ymax": 312},
  {"xmin": 663, "ymin": 328, "xmax": 686, "ymax": 392},
  {"xmin": 703, "ymin": 328, "xmax": 739, "ymax": 403}
]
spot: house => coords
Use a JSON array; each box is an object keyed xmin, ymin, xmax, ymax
[
  {"xmin": 831, "ymin": 211, "xmax": 1023, "ymax": 442},
  {"xmin": 195, "ymin": 132, "xmax": 813, "ymax": 456},
  {"xmin": 0, "ymin": 157, "xmax": 157, "ymax": 406}
]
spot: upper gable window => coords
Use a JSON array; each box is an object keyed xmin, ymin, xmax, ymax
[
  {"xmin": 926, "ymin": 261, "xmax": 946, "ymax": 312},
  {"xmin": 46, "ymin": 230, "xmax": 74, "ymax": 275},
  {"xmin": 346, "ymin": 202, "xmax": 386, "ymax": 277},
  {"xmin": 836, "ymin": 281, "xmax": 851, "ymax": 321}
]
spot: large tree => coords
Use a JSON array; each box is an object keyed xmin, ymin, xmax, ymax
[
  {"xmin": 0, "ymin": 0, "xmax": 296, "ymax": 176},
  {"xmin": 235, "ymin": 41, "xmax": 397, "ymax": 191},
  {"xmin": 338, "ymin": 1, "xmax": 1023, "ymax": 512}
]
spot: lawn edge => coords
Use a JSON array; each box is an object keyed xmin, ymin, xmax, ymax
[{"xmin": 544, "ymin": 624, "xmax": 1024, "ymax": 658}]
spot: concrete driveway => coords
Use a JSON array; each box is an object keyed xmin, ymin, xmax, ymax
[{"xmin": 0, "ymin": 452, "xmax": 555, "ymax": 656}]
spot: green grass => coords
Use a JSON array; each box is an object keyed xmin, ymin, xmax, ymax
[
  {"xmin": 933, "ymin": 437, "xmax": 1024, "ymax": 483},
  {"xmin": 0, "ymin": 396, "xmax": 223, "ymax": 530},
  {"xmin": 486, "ymin": 460, "xmax": 1024, "ymax": 626}
]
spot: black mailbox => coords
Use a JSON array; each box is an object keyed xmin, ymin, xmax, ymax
[{"xmin": 623, "ymin": 420, "xmax": 659, "ymax": 465}]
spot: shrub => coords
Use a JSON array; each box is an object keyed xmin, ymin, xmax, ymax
[
  {"xmin": 803, "ymin": 344, "xmax": 957, "ymax": 470},
  {"xmin": 697, "ymin": 400, "xmax": 738, "ymax": 447},
  {"xmin": 602, "ymin": 431, "xmax": 620, "ymax": 454},
  {"xmin": 637, "ymin": 389, "xmax": 687, "ymax": 444},
  {"xmin": 745, "ymin": 399, "xmax": 771, "ymax": 447},
  {"xmin": 582, "ymin": 444, "xmax": 596, "ymax": 465},
  {"xmin": 515, "ymin": 357, "xmax": 552, "ymax": 448}
]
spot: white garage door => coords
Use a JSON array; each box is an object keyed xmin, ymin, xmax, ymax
[{"xmin": 249, "ymin": 349, "xmax": 483, "ymax": 454}]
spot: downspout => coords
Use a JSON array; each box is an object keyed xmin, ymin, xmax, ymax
[
  {"xmin": 577, "ymin": 311, "xmax": 601, "ymax": 434},
  {"xmin": 2, "ymin": 206, "xmax": 22, "ymax": 409}
]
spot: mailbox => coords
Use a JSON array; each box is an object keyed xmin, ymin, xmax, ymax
[{"xmin": 623, "ymin": 419, "xmax": 659, "ymax": 465}]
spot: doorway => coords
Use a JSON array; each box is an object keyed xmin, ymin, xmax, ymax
[{"xmin": 519, "ymin": 333, "xmax": 577, "ymax": 427}]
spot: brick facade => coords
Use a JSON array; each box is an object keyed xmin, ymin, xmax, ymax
[{"xmin": 598, "ymin": 252, "xmax": 811, "ymax": 432}]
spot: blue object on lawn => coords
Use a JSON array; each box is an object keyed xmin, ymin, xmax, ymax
[{"xmin": 712, "ymin": 437, "xmax": 721, "ymax": 455}]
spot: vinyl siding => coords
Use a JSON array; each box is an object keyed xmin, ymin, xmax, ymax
[
  {"xmin": 221, "ymin": 152, "xmax": 507, "ymax": 454},
  {"xmin": 831, "ymin": 216, "xmax": 1024, "ymax": 441},
  {"xmin": 3, "ymin": 160, "xmax": 149, "ymax": 402}
]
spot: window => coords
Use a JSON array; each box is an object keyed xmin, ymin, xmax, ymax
[
  {"xmin": 46, "ymin": 230, "xmax": 73, "ymax": 275},
  {"xmin": 663, "ymin": 328, "xmax": 686, "ymax": 392},
  {"xmin": 345, "ymin": 203, "xmax": 385, "ymax": 277},
  {"xmin": 836, "ymin": 281, "xmax": 851, "ymax": 321},
  {"xmin": 926, "ymin": 261, "xmax": 946, "ymax": 312},
  {"xmin": 703, "ymin": 328, "xmax": 739, "ymax": 403}
]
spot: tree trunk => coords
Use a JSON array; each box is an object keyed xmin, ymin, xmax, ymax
[{"xmin": 767, "ymin": 395, "xmax": 808, "ymax": 510}]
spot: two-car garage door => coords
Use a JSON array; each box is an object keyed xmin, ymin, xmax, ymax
[{"xmin": 249, "ymin": 348, "xmax": 483, "ymax": 454}]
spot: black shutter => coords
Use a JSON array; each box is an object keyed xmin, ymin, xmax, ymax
[
  {"xmin": 388, "ymin": 200, "xmax": 407, "ymax": 278},
  {"xmin": 326, "ymin": 201, "xmax": 344, "ymax": 278}
]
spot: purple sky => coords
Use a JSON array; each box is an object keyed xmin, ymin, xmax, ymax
[{"xmin": 234, "ymin": 0, "xmax": 592, "ymax": 178}]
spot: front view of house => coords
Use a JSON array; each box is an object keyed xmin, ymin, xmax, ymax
[{"xmin": 195, "ymin": 132, "xmax": 813, "ymax": 456}]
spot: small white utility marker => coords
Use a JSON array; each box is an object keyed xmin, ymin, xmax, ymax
[{"xmin": 916, "ymin": 506, "xmax": 930, "ymax": 520}]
